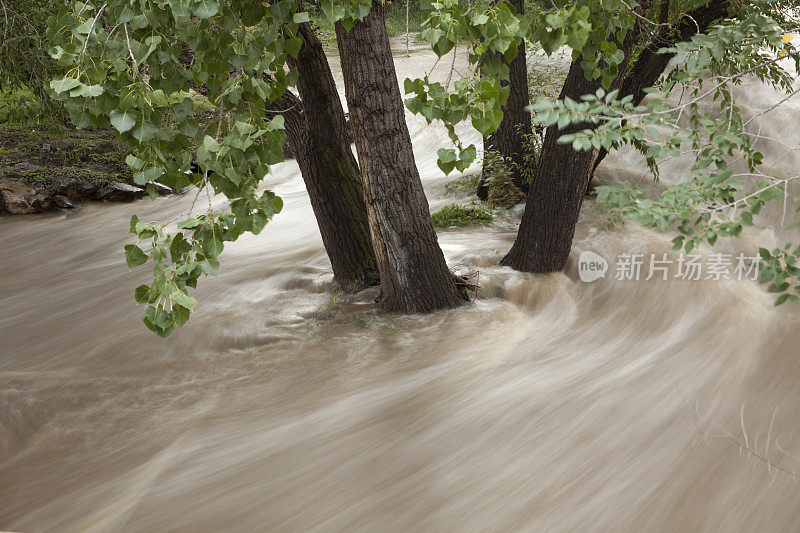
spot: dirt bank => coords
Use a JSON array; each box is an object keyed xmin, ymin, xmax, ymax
[{"xmin": 0, "ymin": 126, "xmax": 172, "ymax": 215}]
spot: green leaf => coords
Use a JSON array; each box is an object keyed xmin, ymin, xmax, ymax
[
  {"xmin": 201, "ymin": 231, "xmax": 224, "ymax": 258},
  {"xmin": 457, "ymin": 144, "xmax": 477, "ymax": 170},
  {"xmin": 169, "ymin": 233, "xmax": 192, "ymax": 261},
  {"xmin": 50, "ymin": 77, "xmax": 81, "ymax": 95},
  {"xmin": 203, "ymin": 135, "xmax": 221, "ymax": 153},
  {"xmin": 124, "ymin": 244, "xmax": 148, "ymax": 268},
  {"xmin": 132, "ymin": 122, "xmax": 160, "ymax": 143},
  {"xmin": 70, "ymin": 84, "xmax": 104, "ymax": 98},
  {"xmin": 170, "ymin": 289, "xmax": 197, "ymax": 310},
  {"xmin": 199, "ymin": 258, "xmax": 220, "ymax": 275},
  {"xmin": 110, "ymin": 109, "xmax": 137, "ymax": 133},
  {"xmin": 438, "ymin": 148, "xmax": 457, "ymax": 163},
  {"xmin": 143, "ymin": 306, "xmax": 174, "ymax": 337},
  {"xmin": 775, "ymin": 293, "xmax": 791, "ymax": 306},
  {"xmin": 134, "ymin": 285, "xmax": 151, "ymax": 303},
  {"xmin": 436, "ymin": 148, "xmax": 457, "ymax": 175},
  {"xmin": 118, "ymin": 6, "xmax": 135, "ymax": 23},
  {"xmin": 234, "ymin": 121, "xmax": 256, "ymax": 135},
  {"xmin": 259, "ymin": 191, "xmax": 283, "ymax": 216},
  {"xmin": 177, "ymin": 218, "xmax": 203, "ymax": 229},
  {"xmin": 133, "ymin": 166, "xmax": 165, "ymax": 185},
  {"xmin": 293, "ymin": 12, "xmax": 311, "ymax": 23},
  {"xmin": 267, "ymin": 115, "xmax": 285, "ymax": 130},
  {"xmin": 285, "ymin": 36, "xmax": 303, "ymax": 58},
  {"xmin": 172, "ymin": 304, "xmax": 191, "ymax": 327},
  {"xmin": 167, "ymin": 0, "xmax": 192, "ymax": 23},
  {"xmin": 191, "ymin": 0, "xmax": 219, "ymax": 19},
  {"xmin": 126, "ymin": 154, "xmax": 145, "ymax": 170}
]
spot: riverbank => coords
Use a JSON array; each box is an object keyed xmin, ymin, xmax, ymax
[{"xmin": 0, "ymin": 126, "xmax": 174, "ymax": 215}]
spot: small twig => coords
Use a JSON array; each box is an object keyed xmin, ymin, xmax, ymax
[
  {"xmin": 405, "ymin": 0, "xmax": 410, "ymax": 57},
  {"xmin": 445, "ymin": 44, "xmax": 457, "ymax": 90},
  {"xmin": 82, "ymin": 3, "xmax": 107, "ymax": 55},
  {"xmin": 617, "ymin": 0, "xmax": 666, "ymax": 28},
  {"xmin": 265, "ymin": 102, "xmax": 300, "ymax": 114},
  {"xmin": 743, "ymin": 84, "xmax": 800, "ymax": 127},
  {"xmin": 693, "ymin": 398, "xmax": 800, "ymax": 480},
  {"xmin": 680, "ymin": 12, "xmax": 700, "ymax": 34}
]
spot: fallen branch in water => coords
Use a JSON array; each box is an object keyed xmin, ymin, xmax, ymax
[
  {"xmin": 693, "ymin": 397, "xmax": 800, "ymax": 481},
  {"xmin": 452, "ymin": 269, "xmax": 480, "ymax": 293}
]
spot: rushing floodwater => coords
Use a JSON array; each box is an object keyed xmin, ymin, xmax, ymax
[{"xmin": 2, "ymin": 43, "xmax": 800, "ymax": 531}]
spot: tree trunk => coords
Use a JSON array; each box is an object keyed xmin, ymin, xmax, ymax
[
  {"xmin": 477, "ymin": 0, "xmax": 531, "ymax": 199},
  {"xmin": 500, "ymin": 59, "xmax": 601, "ymax": 272},
  {"xmin": 335, "ymin": 0, "xmax": 462, "ymax": 312},
  {"xmin": 502, "ymin": 0, "xmax": 731, "ymax": 273},
  {"xmin": 271, "ymin": 22, "xmax": 379, "ymax": 288}
]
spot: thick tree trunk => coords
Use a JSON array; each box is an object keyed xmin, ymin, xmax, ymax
[
  {"xmin": 335, "ymin": 0, "xmax": 462, "ymax": 312},
  {"xmin": 500, "ymin": 59, "xmax": 601, "ymax": 272},
  {"xmin": 477, "ymin": 0, "xmax": 531, "ymax": 199},
  {"xmin": 270, "ymin": 22, "xmax": 379, "ymax": 287},
  {"xmin": 502, "ymin": 0, "xmax": 731, "ymax": 273}
]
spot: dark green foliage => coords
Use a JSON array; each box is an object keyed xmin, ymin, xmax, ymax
[
  {"xmin": 481, "ymin": 150, "xmax": 525, "ymax": 208},
  {"xmin": 0, "ymin": 0, "xmax": 56, "ymax": 97},
  {"xmin": 0, "ymin": 0, "xmax": 67, "ymax": 123},
  {"xmin": 481, "ymin": 127, "xmax": 543, "ymax": 208}
]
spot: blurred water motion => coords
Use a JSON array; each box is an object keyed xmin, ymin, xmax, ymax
[{"xmin": 2, "ymin": 44, "xmax": 800, "ymax": 531}]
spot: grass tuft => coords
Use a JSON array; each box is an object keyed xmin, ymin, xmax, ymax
[{"xmin": 431, "ymin": 203, "xmax": 493, "ymax": 227}]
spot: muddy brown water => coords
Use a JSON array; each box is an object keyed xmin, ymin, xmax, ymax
[{"xmin": 2, "ymin": 44, "xmax": 800, "ymax": 531}]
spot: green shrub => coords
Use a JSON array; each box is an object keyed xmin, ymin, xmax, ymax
[
  {"xmin": 482, "ymin": 150, "xmax": 525, "ymax": 208},
  {"xmin": 0, "ymin": 87, "xmax": 67, "ymax": 127},
  {"xmin": 431, "ymin": 203, "xmax": 493, "ymax": 227},
  {"xmin": 384, "ymin": 1, "xmax": 426, "ymax": 36},
  {"xmin": 481, "ymin": 126, "xmax": 544, "ymax": 208}
]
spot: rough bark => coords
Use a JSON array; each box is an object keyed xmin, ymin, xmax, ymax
[
  {"xmin": 477, "ymin": 0, "xmax": 532, "ymax": 199},
  {"xmin": 269, "ymin": 22, "xmax": 379, "ymax": 287},
  {"xmin": 502, "ymin": 0, "xmax": 731, "ymax": 273},
  {"xmin": 335, "ymin": 0, "xmax": 462, "ymax": 312},
  {"xmin": 500, "ymin": 59, "xmax": 602, "ymax": 272},
  {"xmin": 499, "ymin": 19, "xmax": 640, "ymax": 272}
]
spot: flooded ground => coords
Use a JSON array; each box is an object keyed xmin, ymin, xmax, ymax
[{"xmin": 1, "ymin": 42, "xmax": 799, "ymax": 531}]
